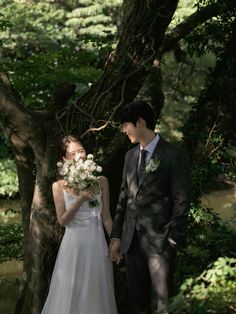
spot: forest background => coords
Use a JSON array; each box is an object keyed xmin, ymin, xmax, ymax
[{"xmin": 0, "ymin": 0, "xmax": 235, "ymax": 313}]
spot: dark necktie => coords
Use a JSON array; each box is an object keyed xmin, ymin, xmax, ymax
[{"xmin": 137, "ymin": 149, "xmax": 147, "ymax": 185}]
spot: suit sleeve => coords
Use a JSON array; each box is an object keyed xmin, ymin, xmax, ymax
[
  {"xmin": 169, "ymin": 148, "xmax": 191, "ymax": 245},
  {"xmin": 110, "ymin": 153, "xmax": 129, "ymax": 239}
]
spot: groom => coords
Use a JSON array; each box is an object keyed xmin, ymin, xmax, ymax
[{"xmin": 110, "ymin": 101, "xmax": 190, "ymax": 314}]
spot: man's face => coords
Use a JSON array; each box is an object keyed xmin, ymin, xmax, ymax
[{"xmin": 121, "ymin": 122, "xmax": 141, "ymax": 144}]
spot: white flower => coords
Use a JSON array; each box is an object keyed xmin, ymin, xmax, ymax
[
  {"xmin": 145, "ymin": 158, "xmax": 160, "ymax": 174},
  {"xmin": 59, "ymin": 168, "xmax": 68, "ymax": 176},
  {"xmin": 80, "ymin": 173, "xmax": 87, "ymax": 180},
  {"xmin": 68, "ymin": 176, "xmax": 74, "ymax": 183},
  {"xmin": 90, "ymin": 165, "xmax": 97, "ymax": 172},
  {"xmin": 57, "ymin": 154, "xmax": 102, "ymax": 190},
  {"xmin": 96, "ymin": 166, "xmax": 102, "ymax": 173},
  {"xmin": 84, "ymin": 159, "xmax": 93, "ymax": 167}
]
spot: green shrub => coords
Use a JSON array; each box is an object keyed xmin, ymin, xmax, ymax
[
  {"xmin": 176, "ymin": 204, "xmax": 236, "ymax": 284},
  {"xmin": 170, "ymin": 257, "xmax": 236, "ymax": 314},
  {"xmin": 0, "ymin": 159, "xmax": 19, "ymax": 197},
  {"xmin": 0, "ymin": 223, "xmax": 23, "ymax": 263}
]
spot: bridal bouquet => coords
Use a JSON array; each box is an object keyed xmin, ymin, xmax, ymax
[{"xmin": 57, "ymin": 154, "xmax": 102, "ymax": 206}]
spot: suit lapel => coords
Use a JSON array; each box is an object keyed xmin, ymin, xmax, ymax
[
  {"xmin": 137, "ymin": 136, "xmax": 166, "ymax": 190},
  {"xmin": 129, "ymin": 147, "xmax": 139, "ymax": 193}
]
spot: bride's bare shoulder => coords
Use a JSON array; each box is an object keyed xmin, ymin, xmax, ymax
[
  {"xmin": 98, "ymin": 176, "xmax": 109, "ymax": 189},
  {"xmin": 52, "ymin": 179, "xmax": 65, "ymax": 191}
]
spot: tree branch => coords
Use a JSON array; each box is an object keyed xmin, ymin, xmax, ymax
[
  {"xmin": 0, "ymin": 72, "xmax": 34, "ymax": 141},
  {"xmin": 67, "ymin": 0, "xmax": 179, "ymax": 141},
  {"xmin": 0, "ymin": 72, "xmax": 48, "ymax": 158},
  {"xmin": 159, "ymin": 2, "xmax": 223, "ymax": 55}
]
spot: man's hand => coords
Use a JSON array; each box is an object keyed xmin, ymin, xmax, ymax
[{"xmin": 109, "ymin": 239, "xmax": 122, "ymax": 264}]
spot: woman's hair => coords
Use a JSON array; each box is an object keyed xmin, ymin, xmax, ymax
[
  {"xmin": 119, "ymin": 100, "xmax": 156, "ymax": 130},
  {"xmin": 58, "ymin": 134, "xmax": 82, "ymax": 161}
]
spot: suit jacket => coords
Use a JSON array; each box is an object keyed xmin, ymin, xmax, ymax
[{"xmin": 111, "ymin": 136, "xmax": 191, "ymax": 254}]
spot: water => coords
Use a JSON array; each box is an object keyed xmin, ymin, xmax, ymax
[{"xmin": 201, "ymin": 186, "xmax": 236, "ymax": 230}]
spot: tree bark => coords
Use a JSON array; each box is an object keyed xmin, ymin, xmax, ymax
[
  {"xmin": 66, "ymin": 0, "xmax": 179, "ymax": 143},
  {"xmin": 0, "ymin": 74, "xmax": 64, "ymax": 313}
]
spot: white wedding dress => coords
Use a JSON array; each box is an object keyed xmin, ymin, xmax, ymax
[{"xmin": 41, "ymin": 190, "xmax": 117, "ymax": 314}]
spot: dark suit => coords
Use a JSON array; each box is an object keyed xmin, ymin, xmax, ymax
[{"xmin": 111, "ymin": 136, "xmax": 190, "ymax": 313}]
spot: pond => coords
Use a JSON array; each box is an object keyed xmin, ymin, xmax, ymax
[
  {"xmin": 201, "ymin": 185, "xmax": 236, "ymax": 230},
  {"xmin": 0, "ymin": 186, "xmax": 235, "ymax": 312}
]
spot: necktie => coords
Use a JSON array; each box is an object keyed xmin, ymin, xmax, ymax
[{"xmin": 137, "ymin": 149, "xmax": 147, "ymax": 185}]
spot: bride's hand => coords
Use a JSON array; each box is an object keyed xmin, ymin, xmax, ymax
[
  {"xmin": 109, "ymin": 239, "xmax": 122, "ymax": 264},
  {"xmin": 78, "ymin": 188, "xmax": 95, "ymax": 202}
]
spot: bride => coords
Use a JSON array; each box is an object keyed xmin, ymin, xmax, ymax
[{"xmin": 41, "ymin": 135, "xmax": 117, "ymax": 314}]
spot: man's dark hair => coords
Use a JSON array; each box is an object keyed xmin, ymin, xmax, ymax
[{"xmin": 119, "ymin": 100, "xmax": 156, "ymax": 130}]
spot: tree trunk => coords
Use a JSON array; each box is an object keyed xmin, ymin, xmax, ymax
[
  {"xmin": 3, "ymin": 128, "xmax": 35, "ymax": 313},
  {"xmin": 66, "ymin": 0, "xmax": 179, "ymax": 143}
]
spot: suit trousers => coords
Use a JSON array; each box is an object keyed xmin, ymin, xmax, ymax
[{"xmin": 124, "ymin": 230, "xmax": 176, "ymax": 314}]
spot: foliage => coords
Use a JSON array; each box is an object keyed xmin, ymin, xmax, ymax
[
  {"xmin": 3, "ymin": 49, "xmax": 102, "ymax": 110},
  {"xmin": 0, "ymin": 0, "xmax": 121, "ymax": 59},
  {"xmin": 158, "ymin": 52, "xmax": 216, "ymax": 143},
  {"xmin": 170, "ymin": 0, "xmax": 197, "ymax": 27},
  {"xmin": 0, "ymin": 0, "xmax": 121, "ymax": 111},
  {"xmin": 0, "ymin": 131, "xmax": 12, "ymax": 159},
  {"xmin": 190, "ymin": 153, "xmax": 222, "ymax": 200},
  {"xmin": 176, "ymin": 204, "xmax": 236, "ymax": 284},
  {"xmin": 0, "ymin": 223, "xmax": 23, "ymax": 263},
  {"xmin": 0, "ymin": 159, "xmax": 18, "ymax": 197},
  {"xmin": 0, "ymin": 0, "xmax": 71, "ymax": 58},
  {"xmin": 170, "ymin": 204, "xmax": 236, "ymax": 313},
  {"xmin": 170, "ymin": 257, "xmax": 236, "ymax": 313},
  {"xmin": 65, "ymin": 0, "xmax": 121, "ymax": 49},
  {"xmin": 182, "ymin": 29, "xmax": 236, "ymax": 199},
  {"xmin": 185, "ymin": 0, "xmax": 236, "ymax": 57}
]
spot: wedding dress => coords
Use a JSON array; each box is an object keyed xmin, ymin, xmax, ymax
[{"xmin": 41, "ymin": 190, "xmax": 117, "ymax": 314}]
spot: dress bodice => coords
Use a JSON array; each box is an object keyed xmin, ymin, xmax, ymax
[{"xmin": 63, "ymin": 190, "xmax": 102, "ymax": 227}]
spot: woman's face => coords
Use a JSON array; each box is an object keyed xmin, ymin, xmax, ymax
[{"xmin": 64, "ymin": 141, "xmax": 86, "ymax": 160}]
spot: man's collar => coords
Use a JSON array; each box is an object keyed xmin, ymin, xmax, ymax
[{"xmin": 140, "ymin": 133, "xmax": 160, "ymax": 153}]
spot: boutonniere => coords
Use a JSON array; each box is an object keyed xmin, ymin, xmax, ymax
[{"xmin": 145, "ymin": 158, "xmax": 160, "ymax": 174}]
